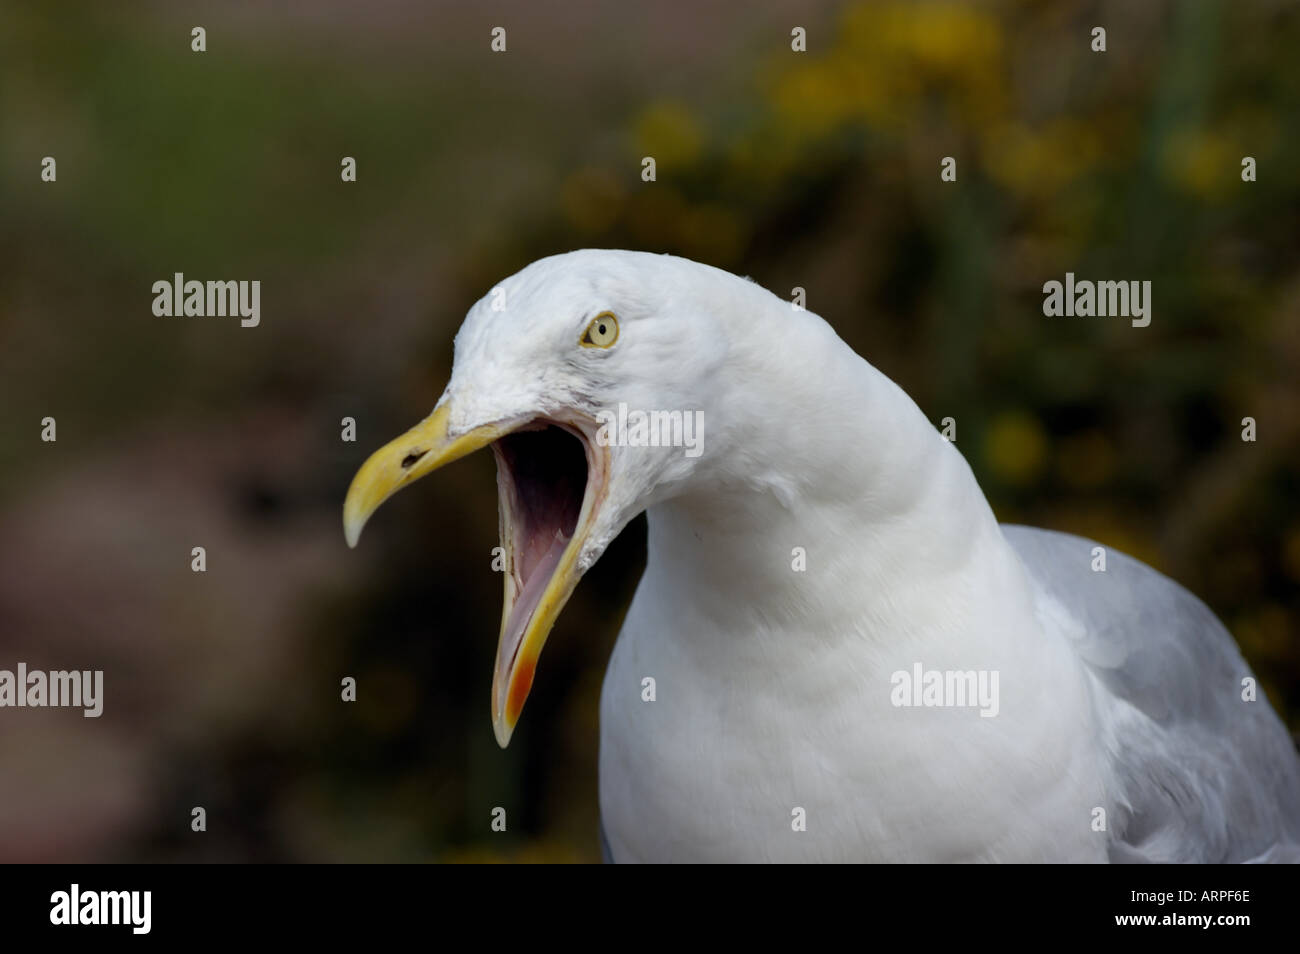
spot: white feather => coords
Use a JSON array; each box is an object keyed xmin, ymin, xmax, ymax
[{"xmin": 444, "ymin": 250, "xmax": 1300, "ymax": 862}]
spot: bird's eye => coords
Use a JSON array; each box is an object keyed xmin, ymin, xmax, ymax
[{"xmin": 580, "ymin": 312, "xmax": 619, "ymax": 349}]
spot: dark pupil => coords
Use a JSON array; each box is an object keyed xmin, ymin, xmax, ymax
[{"xmin": 598, "ymin": 324, "xmax": 606, "ymax": 335}]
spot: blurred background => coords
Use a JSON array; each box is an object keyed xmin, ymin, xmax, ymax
[{"xmin": 1, "ymin": 0, "xmax": 1297, "ymax": 862}]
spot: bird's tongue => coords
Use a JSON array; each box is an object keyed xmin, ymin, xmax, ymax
[
  {"xmin": 489, "ymin": 422, "xmax": 591, "ymax": 734},
  {"xmin": 496, "ymin": 528, "xmax": 570, "ymax": 706}
]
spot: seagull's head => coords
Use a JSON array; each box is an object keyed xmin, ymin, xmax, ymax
[{"xmin": 343, "ymin": 250, "xmax": 732, "ymax": 746}]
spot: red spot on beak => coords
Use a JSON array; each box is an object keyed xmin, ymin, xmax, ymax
[{"xmin": 507, "ymin": 657, "xmax": 536, "ymax": 724}]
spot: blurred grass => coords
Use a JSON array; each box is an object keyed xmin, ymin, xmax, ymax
[{"xmin": 1, "ymin": 0, "xmax": 1297, "ymax": 862}]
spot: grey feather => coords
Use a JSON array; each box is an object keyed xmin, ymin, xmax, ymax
[
  {"xmin": 1004, "ymin": 525, "xmax": 1300, "ymax": 863},
  {"xmin": 599, "ymin": 817, "xmax": 615, "ymax": 864}
]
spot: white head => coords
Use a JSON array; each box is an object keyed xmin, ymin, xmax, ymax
[{"xmin": 344, "ymin": 250, "xmax": 765, "ymax": 744}]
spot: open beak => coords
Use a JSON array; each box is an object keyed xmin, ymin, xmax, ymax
[{"xmin": 343, "ymin": 402, "xmax": 608, "ymax": 748}]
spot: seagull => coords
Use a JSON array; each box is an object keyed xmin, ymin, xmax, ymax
[{"xmin": 343, "ymin": 249, "xmax": 1300, "ymax": 862}]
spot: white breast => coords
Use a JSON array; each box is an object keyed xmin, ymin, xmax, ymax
[{"xmin": 598, "ymin": 503, "xmax": 1112, "ymax": 863}]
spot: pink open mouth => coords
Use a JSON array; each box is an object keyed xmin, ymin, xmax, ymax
[{"xmin": 489, "ymin": 418, "xmax": 606, "ymax": 717}]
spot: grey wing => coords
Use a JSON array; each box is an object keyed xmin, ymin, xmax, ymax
[
  {"xmin": 599, "ymin": 816, "xmax": 615, "ymax": 863},
  {"xmin": 1003, "ymin": 525, "xmax": 1300, "ymax": 863}
]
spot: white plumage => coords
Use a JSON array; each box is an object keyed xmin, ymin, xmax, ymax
[{"xmin": 347, "ymin": 249, "xmax": 1300, "ymax": 862}]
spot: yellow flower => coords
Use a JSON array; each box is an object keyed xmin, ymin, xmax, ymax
[
  {"xmin": 985, "ymin": 410, "xmax": 1048, "ymax": 486},
  {"xmin": 1162, "ymin": 128, "xmax": 1235, "ymax": 198},
  {"xmin": 634, "ymin": 102, "xmax": 704, "ymax": 170},
  {"xmin": 981, "ymin": 119, "xmax": 1101, "ymax": 198}
]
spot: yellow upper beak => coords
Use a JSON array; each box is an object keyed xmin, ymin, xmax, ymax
[
  {"xmin": 343, "ymin": 402, "xmax": 600, "ymax": 748},
  {"xmin": 343, "ymin": 404, "xmax": 505, "ymax": 549}
]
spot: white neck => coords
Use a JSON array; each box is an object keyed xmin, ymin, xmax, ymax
[
  {"xmin": 600, "ymin": 275, "xmax": 1100, "ymax": 862},
  {"xmin": 641, "ymin": 296, "xmax": 1035, "ymax": 657}
]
